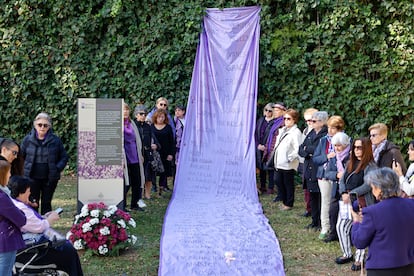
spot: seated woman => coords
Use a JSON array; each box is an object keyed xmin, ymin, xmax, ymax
[{"xmin": 8, "ymin": 176, "xmax": 83, "ymax": 276}]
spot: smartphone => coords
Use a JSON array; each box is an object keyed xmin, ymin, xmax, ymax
[
  {"xmin": 55, "ymin": 207, "xmax": 63, "ymax": 214},
  {"xmin": 349, "ymin": 193, "xmax": 359, "ymax": 212}
]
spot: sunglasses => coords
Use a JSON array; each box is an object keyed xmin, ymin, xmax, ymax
[
  {"xmin": 354, "ymin": 146, "xmax": 363, "ymax": 150},
  {"xmin": 159, "ymin": 103, "xmax": 168, "ymax": 107},
  {"xmin": 306, "ymin": 119, "xmax": 313, "ymax": 122},
  {"xmin": 137, "ymin": 112, "xmax": 146, "ymax": 116},
  {"xmin": 265, "ymin": 109, "xmax": 272, "ymax": 112},
  {"xmin": 37, "ymin": 123, "xmax": 50, "ymax": 128},
  {"xmin": 311, "ymin": 120, "xmax": 321, "ymax": 123},
  {"xmin": 284, "ymin": 117, "xmax": 292, "ymax": 121},
  {"xmin": 369, "ymin": 134, "xmax": 378, "ymax": 138}
]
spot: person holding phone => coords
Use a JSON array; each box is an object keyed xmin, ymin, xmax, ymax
[
  {"xmin": 335, "ymin": 137, "xmax": 377, "ymax": 271},
  {"xmin": 351, "ymin": 167, "xmax": 414, "ymax": 275},
  {"xmin": 393, "ymin": 140, "xmax": 414, "ymax": 197},
  {"xmin": 9, "ymin": 176, "xmax": 83, "ymax": 275}
]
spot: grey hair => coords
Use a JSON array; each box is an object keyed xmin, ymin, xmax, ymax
[
  {"xmin": 331, "ymin": 132, "xmax": 351, "ymax": 146},
  {"xmin": 364, "ymin": 167, "xmax": 400, "ymax": 199},
  {"xmin": 33, "ymin": 112, "xmax": 52, "ymax": 127},
  {"xmin": 263, "ymin": 102, "xmax": 274, "ymax": 112},
  {"xmin": 312, "ymin": 111, "xmax": 329, "ymax": 124}
]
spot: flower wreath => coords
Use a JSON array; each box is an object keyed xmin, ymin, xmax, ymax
[{"xmin": 67, "ymin": 202, "xmax": 137, "ymax": 256}]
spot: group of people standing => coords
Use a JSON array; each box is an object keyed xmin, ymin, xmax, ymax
[
  {"xmin": 256, "ymin": 104, "xmax": 414, "ymax": 274},
  {"xmin": 122, "ymin": 97, "xmax": 186, "ymax": 211}
]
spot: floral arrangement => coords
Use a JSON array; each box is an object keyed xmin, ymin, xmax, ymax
[{"xmin": 67, "ymin": 202, "xmax": 137, "ymax": 256}]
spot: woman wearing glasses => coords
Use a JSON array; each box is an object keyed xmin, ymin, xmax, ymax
[
  {"xmin": 255, "ymin": 102, "xmax": 274, "ymax": 194},
  {"xmin": 271, "ymin": 109, "xmax": 302, "ymax": 210},
  {"xmin": 20, "ymin": 112, "xmax": 68, "ymax": 215},
  {"xmin": 0, "ymin": 138, "xmax": 23, "ymax": 175},
  {"xmin": 335, "ymin": 137, "xmax": 377, "ymax": 271}
]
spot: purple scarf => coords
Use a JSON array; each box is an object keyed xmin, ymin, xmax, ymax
[
  {"xmin": 336, "ymin": 144, "xmax": 350, "ymax": 172},
  {"xmin": 266, "ymin": 116, "xmax": 284, "ymax": 153}
]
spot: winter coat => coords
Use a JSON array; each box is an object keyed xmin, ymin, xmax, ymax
[
  {"xmin": 21, "ymin": 129, "xmax": 68, "ymax": 181},
  {"xmin": 273, "ymin": 125, "xmax": 302, "ymax": 171},
  {"xmin": 298, "ymin": 126, "xmax": 328, "ymax": 192}
]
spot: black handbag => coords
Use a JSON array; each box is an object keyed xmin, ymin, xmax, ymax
[{"xmin": 151, "ymin": 150, "xmax": 165, "ymax": 173}]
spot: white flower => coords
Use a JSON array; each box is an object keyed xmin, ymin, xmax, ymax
[
  {"xmin": 129, "ymin": 235, "xmax": 137, "ymax": 244},
  {"xmin": 108, "ymin": 205, "xmax": 117, "ymax": 214},
  {"xmin": 74, "ymin": 240, "xmax": 84, "ymax": 250},
  {"xmin": 117, "ymin": 219, "xmax": 126, "ymax": 228},
  {"xmin": 90, "ymin": 209, "xmax": 100, "ymax": 218},
  {"xmin": 80, "ymin": 205, "xmax": 89, "ymax": 217},
  {"xmin": 128, "ymin": 218, "xmax": 136, "ymax": 228},
  {"xmin": 82, "ymin": 222, "xmax": 92, "ymax": 233},
  {"xmin": 103, "ymin": 210, "xmax": 111, "ymax": 217},
  {"xmin": 89, "ymin": 218, "xmax": 99, "ymax": 225},
  {"xmin": 98, "ymin": 244, "xmax": 108, "ymax": 255},
  {"xmin": 99, "ymin": 226, "xmax": 110, "ymax": 235}
]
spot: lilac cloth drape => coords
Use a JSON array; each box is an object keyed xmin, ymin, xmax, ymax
[{"xmin": 159, "ymin": 6, "xmax": 285, "ymax": 275}]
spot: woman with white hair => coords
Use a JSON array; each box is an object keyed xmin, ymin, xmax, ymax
[
  {"xmin": 352, "ymin": 167, "xmax": 414, "ymax": 275},
  {"xmin": 20, "ymin": 112, "xmax": 68, "ymax": 215}
]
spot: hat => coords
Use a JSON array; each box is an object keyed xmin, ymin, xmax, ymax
[
  {"xmin": 273, "ymin": 102, "xmax": 287, "ymax": 111},
  {"xmin": 134, "ymin": 105, "xmax": 148, "ymax": 115},
  {"xmin": 175, "ymin": 105, "xmax": 186, "ymax": 111}
]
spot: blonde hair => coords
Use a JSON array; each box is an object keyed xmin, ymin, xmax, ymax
[
  {"xmin": 368, "ymin": 123, "xmax": 388, "ymax": 137},
  {"xmin": 327, "ymin": 115, "xmax": 345, "ymax": 131},
  {"xmin": 156, "ymin": 97, "xmax": 169, "ymax": 105},
  {"xmin": 303, "ymin": 108, "xmax": 318, "ymax": 118}
]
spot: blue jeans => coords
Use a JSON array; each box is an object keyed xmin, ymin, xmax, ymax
[{"xmin": 0, "ymin": 250, "xmax": 17, "ymax": 275}]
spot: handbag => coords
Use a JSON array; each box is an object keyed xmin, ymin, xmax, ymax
[{"xmin": 151, "ymin": 150, "xmax": 165, "ymax": 173}]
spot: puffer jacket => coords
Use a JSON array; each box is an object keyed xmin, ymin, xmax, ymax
[{"xmin": 21, "ymin": 128, "xmax": 68, "ymax": 181}]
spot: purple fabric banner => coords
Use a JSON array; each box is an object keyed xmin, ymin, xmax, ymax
[{"xmin": 159, "ymin": 6, "xmax": 285, "ymax": 275}]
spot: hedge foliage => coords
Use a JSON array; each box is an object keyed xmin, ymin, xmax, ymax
[{"xmin": 1, "ymin": 0, "xmax": 413, "ymax": 171}]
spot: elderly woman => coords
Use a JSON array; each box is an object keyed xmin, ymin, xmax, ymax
[
  {"xmin": 255, "ymin": 102, "xmax": 274, "ymax": 194},
  {"xmin": 352, "ymin": 167, "xmax": 414, "ymax": 275},
  {"xmin": 313, "ymin": 115, "xmax": 346, "ymax": 240},
  {"xmin": 20, "ymin": 112, "xmax": 68, "ymax": 215},
  {"xmin": 368, "ymin": 123, "xmax": 406, "ymax": 173},
  {"xmin": 393, "ymin": 139, "xmax": 414, "ymax": 197},
  {"xmin": 272, "ymin": 109, "xmax": 303, "ymax": 210},
  {"xmin": 9, "ymin": 175, "xmax": 84, "ymax": 275},
  {"xmin": 298, "ymin": 111, "xmax": 329, "ymax": 230},
  {"xmin": 321, "ymin": 132, "xmax": 351, "ymax": 243}
]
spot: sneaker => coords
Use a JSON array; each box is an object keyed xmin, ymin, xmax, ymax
[{"xmin": 138, "ymin": 199, "xmax": 147, "ymax": 208}]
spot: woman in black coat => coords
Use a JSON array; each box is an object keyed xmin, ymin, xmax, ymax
[
  {"xmin": 298, "ymin": 111, "xmax": 328, "ymax": 230},
  {"xmin": 20, "ymin": 112, "xmax": 68, "ymax": 215}
]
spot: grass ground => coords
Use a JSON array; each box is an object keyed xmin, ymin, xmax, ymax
[{"xmin": 53, "ymin": 176, "xmax": 363, "ymax": 275}]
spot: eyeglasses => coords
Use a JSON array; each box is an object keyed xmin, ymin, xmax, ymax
[
  {"xmin": 306, "ymin": 119, "xmax": 313, "ymax": 122},
  {"xmin": 7, "ymin": 148, "xmax": 18, "ymax": 156},
  {"xmin": 369, "ymin": 134, "xmax": 378, "ymax": 138},
  {"xmin": 265, "ymin": 109, "xmax": 272, "ymax": 112},
  {"xmin": 354, "ymin": 146, "xmax": 363, "ymax": 150},
  {"xmin": 37, "ymin": 123, "xmax": 50, "ymax": 128},
  {"xmin": 311, "ymin": 120, "xmax": 320, "ymax": 123},
  {"xmin": 284, "ymin": 117, "xmax": 292, "ymax": 121},
  {"xmin": 138, "ymin": 112, "xmax": 146, "ymax": 116},
  {"xmin": 159, "ymin": 103, "xmax": 168, "ymax": 107}
]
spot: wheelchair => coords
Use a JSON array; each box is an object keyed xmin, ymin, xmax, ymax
[{"xmin": 13, "ymin": 234, "xmax": 68, "ymax": 276}]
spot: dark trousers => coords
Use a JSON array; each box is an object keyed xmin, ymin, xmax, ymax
[
  {"xmin": 310, "ymin": 191, "xmax": 321, "ymax": 227},
  {"xmin": 30, "ymin": 179, "xmax": 58, "ymax": 215},
  {"xmin": 329, "ymin": 197, "xmax": 339, "ymax": 237},
  {"xmin": 259, "ymin": 169, "xmax": 274, "ymax": 190},
  {"xmin": 274, "ymin": 169, "xmax": 295, "ymax": 207},
  {"xmin": 125, "ymin": 163, "xmax": 142, "ymax": 209}
]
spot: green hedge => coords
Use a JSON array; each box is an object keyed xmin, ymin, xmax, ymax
[{"xmin": 1, "ymin": 0, "xmax": 413, "ymax": 171}]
